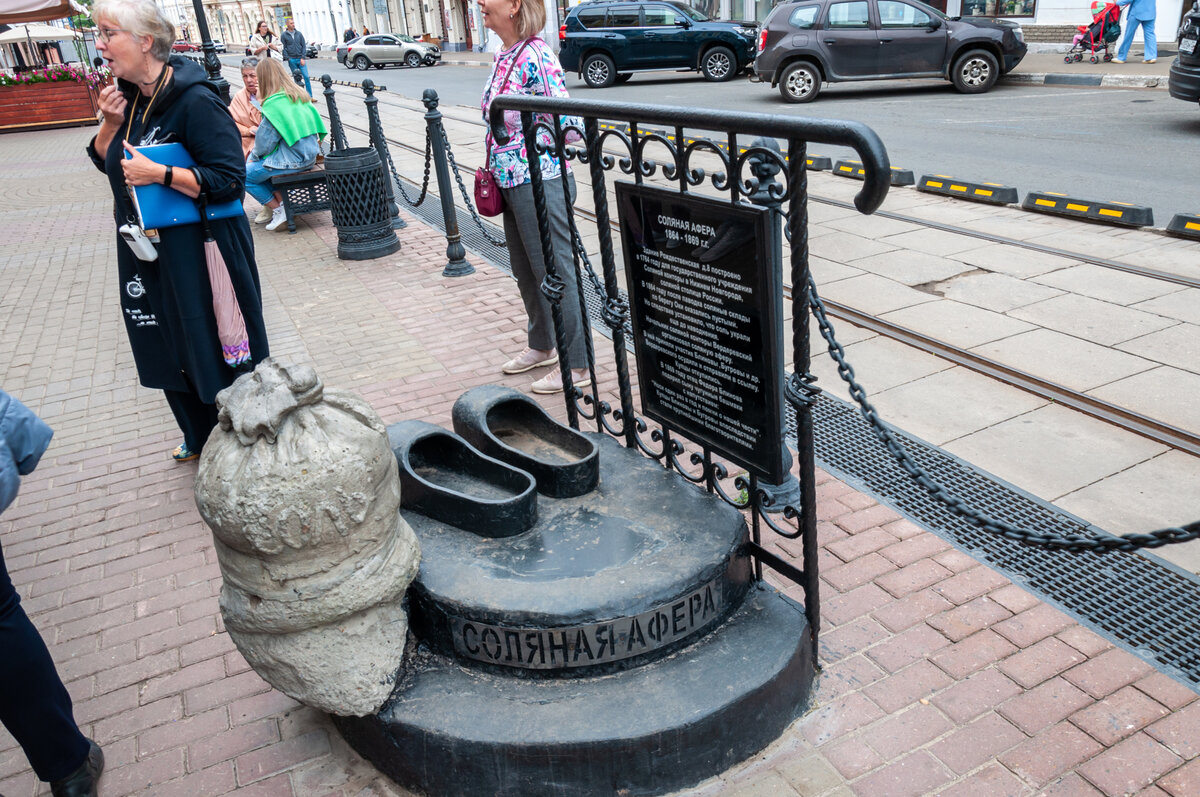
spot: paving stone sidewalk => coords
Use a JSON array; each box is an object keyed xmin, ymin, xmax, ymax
[{"xmin": 0, "ymin": 126, "xmax": 1197, "ymax": 797}]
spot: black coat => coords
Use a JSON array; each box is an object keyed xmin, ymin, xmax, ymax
[{"xmin": 89, "ymin": 57, "xmax": 269, "ymax": 404}]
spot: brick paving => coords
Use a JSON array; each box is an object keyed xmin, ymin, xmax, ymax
[{"xmin": 0, "ymin": 125, "xmax": 1197, "ymax": 797}]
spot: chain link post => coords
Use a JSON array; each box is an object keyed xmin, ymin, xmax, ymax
[
  {"xmin": 320, "ymin": 74, "xmax": 348, "ymax": 152},
  {"xmin": 746, "ymin": 137, "xmax": 802, "ymax": 515},
  {"xmin": 422, "ymin": 89, "xmax": 473, "ymax": 277},
  {"xmin": 361, "ymin": 79, "xmax": 405, "ymax": 230}
]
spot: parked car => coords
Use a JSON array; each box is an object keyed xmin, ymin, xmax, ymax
[
  {"xmin": 340, "ymin": 33, "xmax": 440, "ymax": 69},
  {"xmin": 558, "ymin": 0, "xmax": 758, "ymax": 88},
  {"xmin": 211, "ymin": 38, "xmax": 226, "ymax": 53},
  {"xmin": 171, "ymin": 40, "xmax": 199, "ymax": 52},
  {"xmin": 1169, "ymin": 2, "xmax": 1200, "ymax": 108},
  {"xmin": 306, "ymin": 41, "xmax": 320, "ymax": 58},
  {"xmin": 752, "ymin": 0, "xmax": 1026, "ymax": 102},
  {"xmin": 336, "ymin": 36, "xmax": 361, "ymax": 64}
]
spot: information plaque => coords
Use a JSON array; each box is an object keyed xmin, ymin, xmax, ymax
[{"xmin": 616, "ymin": 182, "xmax": 785, "ymax": 483}]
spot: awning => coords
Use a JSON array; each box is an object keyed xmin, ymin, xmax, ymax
[
  {"xmin": 0, "ymin": 20, "xmax": 81, "ymax": 42},
  {"xmin": 0, "ymin": 0, "xmax": 87, "ymax": 25}
]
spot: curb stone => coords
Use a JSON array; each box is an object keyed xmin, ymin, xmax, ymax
[{"xmin": 1003, "ymin": 72, "xmax": 1164, "ymax": 89}]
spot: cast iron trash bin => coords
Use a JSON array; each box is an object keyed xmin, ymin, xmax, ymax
[{"xmin": 324, "ymin": 147, "xmax": 401, "ymax": 261}]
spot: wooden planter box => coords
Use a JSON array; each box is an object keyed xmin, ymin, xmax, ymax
[{"xmin": 0, "ymin": 80, "xmax": 99, "ymax": 133}]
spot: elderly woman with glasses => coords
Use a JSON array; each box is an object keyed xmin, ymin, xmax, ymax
[
  {"xmin": 87, "ymin": 0, "xmax": 270, "ymax": 464},
  {"xmin": 230, "ymin": 56, "xmax": 262, "ymax": 160}
]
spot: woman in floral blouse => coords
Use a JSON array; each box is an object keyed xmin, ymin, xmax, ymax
[{"xmin": 479, "ymin": 0, "xmax": 589, "ymax": 395}]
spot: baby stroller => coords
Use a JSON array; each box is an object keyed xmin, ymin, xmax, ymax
[{"xmin": 1065, "ymin": 1, "xmax": 1122, "ymax": 63}]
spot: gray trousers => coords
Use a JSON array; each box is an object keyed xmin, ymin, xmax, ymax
[{"xmin": 500, "ymin": 173, "xmax": 588, "ymax": 368}]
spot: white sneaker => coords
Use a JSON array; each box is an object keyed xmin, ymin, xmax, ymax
[
  {"xmin": 254, "ymin": 206, "xmax": 273, "ymax": 224},
  {"xmin": 264, "ymin": 206, "xmax": 288, "ymax": 231}
]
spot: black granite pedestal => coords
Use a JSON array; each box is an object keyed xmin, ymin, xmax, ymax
[{"xmin": 336, "ymin": 405, "xmax": 814, "ymax": 796}]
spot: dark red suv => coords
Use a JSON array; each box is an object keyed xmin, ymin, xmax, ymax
[{"xmin": 752, "ymin": 0, "xmax": 1026, "ymax": 102}]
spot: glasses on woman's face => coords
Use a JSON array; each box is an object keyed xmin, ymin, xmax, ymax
[{"xmin": 96, "ymin": 27, "xmax": 128, "ymax": 43}]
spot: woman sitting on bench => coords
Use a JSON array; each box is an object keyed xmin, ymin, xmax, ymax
[{"xmin": 245, "ymin": 57, "xmax": 327, "ymax": 232}]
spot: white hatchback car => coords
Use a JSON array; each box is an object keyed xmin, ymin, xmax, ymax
[{"xmin": 340, "ymin": 34, "xmax": 441, "ymax": 70}]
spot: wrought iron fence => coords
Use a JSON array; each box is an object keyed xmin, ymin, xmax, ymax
[
  {"xmin": 488, "ymin": 95, "xmax": 891, "ymax": 656},
  {"xmin": 317, "ymin": 78, "xmax": 1200, "ymax": 562}
]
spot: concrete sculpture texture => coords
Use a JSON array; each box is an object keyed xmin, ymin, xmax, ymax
[{"xmin": 194, "ymin": 358, "xmax": 420, "ymax": 717}]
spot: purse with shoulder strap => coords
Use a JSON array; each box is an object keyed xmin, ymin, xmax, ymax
[{"xmin": 474, "ymin": 40, "xmax": 530, "ymax": 218}]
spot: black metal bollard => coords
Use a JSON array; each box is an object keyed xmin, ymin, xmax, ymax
[
  {"xmin": 361, "ymin": 78, "xmax": 405, "ymax": 230},
  {"xmin": 422, "ymin": 89, "xmax": 472, "ymax": 277},
  {"xmin": 319, "ymin": 75, "xmax": 348, "ymax": 152},
  {"xmin": 746, "ymin": 137, "xmax": 802, "ymax": 514},
  {"xmin": 292, "ymin": 67, "xmax": 305, "ymax": 88}
]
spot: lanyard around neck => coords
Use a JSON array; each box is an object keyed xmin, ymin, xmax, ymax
[{"xmin": 125, "ymin": 64, "xmax": 171, "ymax": 143}]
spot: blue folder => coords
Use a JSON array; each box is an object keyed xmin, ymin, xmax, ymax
[{"xmin": 127, "ymin": 143, "xmax": 244, "ymax": 230}]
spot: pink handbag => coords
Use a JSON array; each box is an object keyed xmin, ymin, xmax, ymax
[
  {"xmin": 474, "ymin": 40, "xmax": 530, "ymax": 218},
  {"xmin": 474, "ymin": 163, "xmax": 504, "ymax": 217}
]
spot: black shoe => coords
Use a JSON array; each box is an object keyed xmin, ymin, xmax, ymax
[{"xmin": 50, "ymin": 739, "xmax": 103, "ymax": 797}]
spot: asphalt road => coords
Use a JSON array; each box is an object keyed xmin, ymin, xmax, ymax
[{"xmin": 305, "ymin": 58, "xmax": 1200, "ymax": 224}]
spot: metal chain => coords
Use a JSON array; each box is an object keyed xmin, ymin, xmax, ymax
[
  {"xmin": 438, "ymin": 125, "xmax": 507, "ymax": 247},
  {"xmin": 381, "ymin": 126, "xmax": 433, "ymax": 207},
  {"xmin": 806, "ymin": 275, "xmax": 1200, "ymax": 553}
]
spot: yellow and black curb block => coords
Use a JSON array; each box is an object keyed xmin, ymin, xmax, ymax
[
  {"xmin": 1021, "ymin": 192, "xmax": 1153, "ymax": 228},
  {"xmin": 833, "ymin": 160, "xmax": 915, "ymax": 187},
  {"xmin": 1166, "ymin": 213, "xmax": 1200, "ymax": 241},
  {"xmin": 918, "ymin": 175, "xmax": 1017, "ymax": 206}
]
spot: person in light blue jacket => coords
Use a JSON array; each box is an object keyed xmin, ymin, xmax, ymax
[
  {"xmin": 1113, "ymin": 0, "xmax": 1157, "ymax": 63},
  {"xmin": 1, "ymin": 391, "xmax": 104, "ymax": 797}
]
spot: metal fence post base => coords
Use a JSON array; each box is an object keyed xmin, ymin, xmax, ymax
[
  {"xmin": 442, "ymin": 251, "xmax": 474, "ymax": 277},
  {"xmin": 760, "ymin": 448, "xmax": 802, "ymax": 514}
]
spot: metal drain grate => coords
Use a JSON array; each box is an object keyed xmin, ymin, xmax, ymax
[
  {"xmin": 808, "ymin": 397, "xmax": 1200, "ymax": 688},
  {"xmin": 404, "ymin": 180, "xmax": 1200, "ymax": 689}
]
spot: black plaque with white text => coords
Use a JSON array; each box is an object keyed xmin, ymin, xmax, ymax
[{"xmin": 617, "ymin": 183, "xmax": 785, "ymax": 483}]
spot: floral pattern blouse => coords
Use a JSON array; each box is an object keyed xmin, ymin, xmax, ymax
[{"xmin": 481, "ymin": 37, "xmax": 582, "ymax": 189}]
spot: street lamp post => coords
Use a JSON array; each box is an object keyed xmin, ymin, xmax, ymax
[{"xmin": 191, "ymin": 0, "xmax": 231, "ymax": 103}]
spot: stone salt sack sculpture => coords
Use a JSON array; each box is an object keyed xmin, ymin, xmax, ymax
[{"xmin": 194, "ymin": 358, "xmax": 420, "ymax": 717}]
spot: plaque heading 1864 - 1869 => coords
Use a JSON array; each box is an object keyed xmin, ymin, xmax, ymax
[{"xmin": 617, "ymin": 182, "xmax": 784, "ymax": 483}]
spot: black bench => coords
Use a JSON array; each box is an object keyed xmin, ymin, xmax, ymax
[{"xmin": 272, "ymin": 166, "xmax": 329, "ymax": 234}]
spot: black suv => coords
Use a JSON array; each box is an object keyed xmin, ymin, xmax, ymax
[
  {"xmin": 1169, "ymin": 2, "xmax": 1200, "ymax": 108},
  {"xmin": 753, "ymin": 0, "xmax": 1026, "ymax": 102},
  {"xmin": 558, "ymin": 0, "xmax": 758, "ymax": 88}
]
